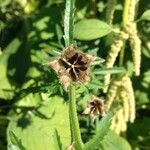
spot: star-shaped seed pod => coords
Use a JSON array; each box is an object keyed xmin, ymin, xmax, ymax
[
  {"xmin": 49, "ymin": 44, "xmax": 96, "ymax": 90},
  {"xmin": 83, "ymin": 97, "xmax": 106, "ymax": 121}
]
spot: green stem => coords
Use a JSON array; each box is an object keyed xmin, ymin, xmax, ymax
[
  {"xmin": 64, "ymin": 0, "xmax": 75, "ymax": 47},
  {"xmin": 119, "ymin": 41, "xmax": 126, "ymax": 66},
  {"xmin": 122, "ymin": 0, "xmax": 130, "ymax": 27},
  {"xmin": 64, "ymin": 0, "xmax": 83, "ymax": 148},
  {"xmin": 69, "ymin": 84, "xmax": 84, "ymax": 150},
  {"xmin": 119, "ymin": 0, "xmax": 130, "ymax": 66}
]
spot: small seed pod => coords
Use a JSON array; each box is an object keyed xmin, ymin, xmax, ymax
[
  {"xmin": 83, "ymin": 97, "xmax": 106, "ymax": 121},
  {"xmin": 127, "ymin": 23, "xmax": 141, "ymax": 76},
  {"xmin": 121, "ymin": 75, "xmax": 136, "ymax": 123}
]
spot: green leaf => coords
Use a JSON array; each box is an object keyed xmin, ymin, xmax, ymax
[
  {"xmin": 52, "ymin": 129, "xmax": 62, "ymax": 150},
  {"xmin": 0, "ymin": 38, "xmax": 24, "ymax": 100},
  {"xmin": 9, "ymin": 131, "xmax": 25, "ymax": 150},
  {"xmin": 100, "ymin": 130, "xmax": 132, "ymax": 150},
  {"xmin": 138, "ymin": 9, "xmax": 150, "ymax": 21},
  {"xmin": 85, "ymin": 112, "xmax": 113, "ymax": 150},
  {"xmin": 7, "ymin": 96, "xmax": 71, "ymax": 150},
  {"xmin": 74, "ymin": 19, "xmax": 112, "ymax": 40},
  {"xmin": 8, "ymin": 145, "xmax": 21, "ymax": 150},
  {"xmin": 0, "ymin": 64, "xmax": 15, "ymax": 100},
  {"xmin": 93, "ymin": 67, "xmax": 126, "ymax": 75}
]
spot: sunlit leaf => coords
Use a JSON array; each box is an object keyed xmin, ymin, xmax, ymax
[
  {"xmin": 74, "ymin": 19, "xmax": 112, "ymax": 40},
  {"xmin": 7, "ymin": 96, "xmax": 71, "ymax": 150},
  {"xmin": 100, "ymin": 130, "xmax": 132, "ymax": 150},
  {"xmin": 139, "ymin": 9, "xmax": 150, "ymax": 21},
  {"xmin": 9, "ymin": 131, "xmax": 25, "ymax": 150}
]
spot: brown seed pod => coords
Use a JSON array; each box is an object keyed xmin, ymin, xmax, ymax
[
  {"xmin": 83, "ymin": 97, "xmax": 106, "ymax": 121},
  {"xmin": 49, "ymin": 44, "xmax": 96, "ymax": 90}
]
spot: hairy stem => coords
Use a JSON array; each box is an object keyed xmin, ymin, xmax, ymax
[
  {"xmin": 64, "ymin": 0, "xmax": 75, "ymax": 47},
  {"xmin": 69, "ymin": 84, "xmax": 84, "ymax": 150},
  {"xmin": 64, "ymin": 0, "xmax": 83, "ymax": 148}
]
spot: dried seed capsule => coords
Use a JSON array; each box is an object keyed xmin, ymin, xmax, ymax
[
  {"xmin": 83, "ymin": 97, "xmax": 106, "ymax": 121},
  {"xmin": 49, "ymin": 44, "xmax": 96, "ymax": 90}
]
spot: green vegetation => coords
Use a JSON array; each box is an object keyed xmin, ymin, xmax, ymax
[{"xmin": 0, "ymin": 0, "xmax": 150, "ymax": 150}]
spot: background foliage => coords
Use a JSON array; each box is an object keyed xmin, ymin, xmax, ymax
[{"xmin": 0, "ymin": 0, "xmax": 150, "ymax": 150}]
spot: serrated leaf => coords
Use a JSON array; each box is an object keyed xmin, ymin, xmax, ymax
[
  {"xmin": 100, "ymin": 130, "xmax": 132, "ymax": 150},
  {"xmin": 74, "ymin": 19, "xmax": 112, "ymax": 40},
  {"xmin": 139, "ymin": 9, "xmax": 150, "ymax": 21},
  {"xmin": 85, "ymin": 112, "xmax": 113, "ymax": 150},
  {"xmin": 7, "ymin": 96, "xmax": 71, "ymax": 150}
]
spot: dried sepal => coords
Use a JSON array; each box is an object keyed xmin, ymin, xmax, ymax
[
  {"xmin": 83, "ymin": 97, "xmax": 106, "ymax": 121},
  {"xmin": 49, "ymin": 44, "xmax": 96, "ymax": 90}
]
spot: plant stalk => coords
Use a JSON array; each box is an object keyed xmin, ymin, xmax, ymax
[
  {"xmin": 69, "ymin": 84, "xmax": 84, "ymax": 150},
  {"xmin": 64, "ymin": 0, "xmax": 75, "ymax": 47},
  {"xmin": 64, "ymin": 0, "xmax": 83, "ymax": 149},
  {"xmin": 119, "ymin": 0, "xmax": 130, "ymax": 66},
  {"xmin": 122, "ymin": 0, "xmax": 130, "ymax": 27}
]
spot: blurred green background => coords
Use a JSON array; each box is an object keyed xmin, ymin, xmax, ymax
[{"xmin": 0, "ymin": 0, "xmax": 150, "ymax": 150}]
